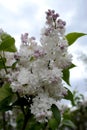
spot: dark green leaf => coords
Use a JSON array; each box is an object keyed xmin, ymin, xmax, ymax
[
  {"xmin": 12, "ymin": 97, "xmax": 29, "ymax": 107},
  {"xmin": 0, "ymin": 57, "xmax": 6, "ymax": 69},
  {"xmin": 62, "ymin": 64, "xmax": 76, "ymax": 86},
  {"xmin": 62, "ymin": 119, "xmax": 76, "ymax": 129},
  {"xmin": 64, "ymin": 88, "xmax": 75, "ymax": 106},
  {"xmin": 68, "ymin": 63, "xmax": 76, "ymax": 69},
  {"xmin": 12, "ymin": 61, "xmax": 18, "ymax": 69},
  {"xmin": 0, "ymin": 105, "xmax": 12, "ymax": 112},
  {"xmin": 62, "ymin": 68, "xmax": 70, "ymax": 86},
  {"xmin": 0, "ymin": 35, "xmax": 17, "ymax": 52},
  {"xmin": 51, "ymin": 104, "xmax": 61, "ymax": 126},
  {"xmin": 29, "ymin": 123, "xmax": 42, "ymax": 130},
  {"xmin": 66, "ymin": 32, "xmax": 87, "ymax": 45},
  {"xmin": 16, "ymin": 113, "xmax": 24, "ymax": 130},
  {"xmin": 0, "ymin": 96, "xmax": 13, "ymax": 112}
]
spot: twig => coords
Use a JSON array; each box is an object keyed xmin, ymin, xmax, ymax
[
  {"xmin": 2, "ymin": 112, "xmax": 6, "ymax": 130},
  {"xmin": 16, "ymin": 92, "xmax": 26, "ymax": 116}
]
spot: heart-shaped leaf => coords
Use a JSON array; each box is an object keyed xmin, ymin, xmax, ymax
[{"xmin": 66, "ymin": 32, "xmax": 87, "ymax": 45}]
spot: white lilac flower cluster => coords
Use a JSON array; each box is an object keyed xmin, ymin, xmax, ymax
[{"xmin": 0, "ymin": 9, "xmax": 72, "ymax": 122}]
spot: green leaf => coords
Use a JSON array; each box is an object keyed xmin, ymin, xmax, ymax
[
  {"xmin": 0, "ymin": 83, "xmax": 14, "ymax": 112},
  {"xmin": 29, "ymin": 123, "xmax": 42, "ymax": 130},
  {"xmin": 30, "ymin": 56, "xmax": 35, "ymax": 61},
  {"xmin": 0, "ymin": 35, "xmax": 17, "ymax": 52},
  {"xmin": 12, "ymin": 97, "xmax": 29, "ymax": 107},
  {"xmin": 0, "ymin": 96, "xmax": 12, "ymax": 112},
  {"xmin": 62, "ymin": 119, "xmax": 76, "ymax": 129},
  {"xmin": 66, "ymin": 32, "xmax": 87, "ymax": 45},
  {"xmin": 16, "ymin": 113, "xmax": 24, "ymax": 130},
  {"xmin": 51, "ymin": 104, "xmax": 61, "ymax": 126},
  {"xmin": 12, "ymin": 61, "xmax": 18, "ymax": 69},
  {"xmin": 48, "ymin": 117, "xmax": 58, "ymax": 130},
  {"xmin": 62, "ymin": 68, "xmax": 70, "ymax": 86},
  {"xmin": 69, "ymin": 63, "xmax": 76, "ymax": 69},
  {"xmin": 62, "ymin": 63, "xmax": 76, "ymax": 86},
  {"xmin": 0, "ymin": 57, "xmax": 6, "ymax": 69},
  {"xmin": 0, "ymin": 83, "xmax": 12, "ymax": 101},
  {"xmin": 0, "ymin": 33, "xmax": 10, "ymax": 40},
  {"xmin": 64, "ymin": 88, "xmax": 75, "ymax": 106}
]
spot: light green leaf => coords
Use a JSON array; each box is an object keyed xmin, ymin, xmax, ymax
[
  {"xmin": 0, "ymin": 33, "xmax": 10, "ymax": 40},
  {"xmin": 51, "ymin": 104, "xmax": 61, "ymax": 126},
  {"xmin": 0, "ymin": 35, "xmax": 17, "ymax": 52},
  {"xmin": 48, "ymin": 117, "xmax": 58, "ymax": 130},
  {"xmin": 30, "ymin": 56, "xmax": 35, "ymax": 61},
  {"xmin": 66, "ymin": 32, "xmax": 87, "ymax": 45},
  {"xmin": 62, "ymin": 119, "xmax": 76, "ymax": 129}
]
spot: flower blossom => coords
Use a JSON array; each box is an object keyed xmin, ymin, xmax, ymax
[{"xmin": 4, "ymin": 9, "xmax": 72, "ymax": 122}]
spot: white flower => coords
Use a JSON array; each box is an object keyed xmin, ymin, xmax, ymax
[
  {"xmin": 3, "ymin": 9, "xmax": 73, "ymax": 122},
  {"xmin": 5, "ymin": 52, "xmax": 16, "ymax": 66},
  {"xmin": 39, "ymin": 67, "xmax": 62, "ymax": 85},
  {"xmin": 17, "ymin": 68, "xmax": 30, "ymax": 85},
  {"xmin": 31, "ymin": 93, "xmax": 56, "ymax": 122},
  {"xmin": 10, "ymin": 67, "xmax": 40, "ymax": 95}
]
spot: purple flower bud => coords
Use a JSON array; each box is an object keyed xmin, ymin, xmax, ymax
[
  {"xmin": 62, "ymin": 21, "xmax": 66, "ymax": 26},
  {"xmin": 34, "ymin": 49, "xmax": 46, "ymax": 58},
  {"xmin": 55, "ymin": 13, "xmax": 59, "ymax": 17},
  {"xmin": 34, "ymin": 50, "xmax": 40, "ymax": 58},
  {"xmin": 44, "ymin": 28, "xmax": 52, "ymax": 36},
  {"xmin": 14, "ymin": 54, "xmax": 20, "ymax": 60},
  {"xmin": 51, "ymin": 10, "xmax": 55, "ymax": 14},
  {"xmin": 21, "ymin": 33, "xmax": 28, "ymax": 44},
  {"xmin": 59, "ymin": 45, "xmax": 65, "ymax": 50},
  {"xmin": 31, "ymin": 36, "xmax": 36, "ymax": 40},
  {"xmin": 57, "ymin": 19, "xmax": 66, "ymax": 28},
  {"xmin": 52, "ymin": 13, "xmax": 59, "ymax": 20},
  {"xmin": 45, "ymin": 9, "xmax": 52, "ymax": 16},
  {"xmin": 52, "ymin": 14, "xmax": 57, "ymax": 20},
  {"xmin": 57, "ymin": 19, "xmax": 62, "ymax": 23}
]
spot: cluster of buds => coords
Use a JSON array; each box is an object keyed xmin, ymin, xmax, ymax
[
  {"xmin": 21, "ymin": 33, "xmax": 36, "ymax": 45},
  {"xmin": 34, "ymin": 49, "xmax": 46, "ymax": 58},
  {"xmin": 21, "ymin": 33, "xmax": 28, "ymax": 44},
  {"xmin": 45, "ymin": 9, "xmax": 59, "ymax": 23},
  {"xmin": 45, "ymin": 9, "xmax": 66, "ymax": 29}
]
